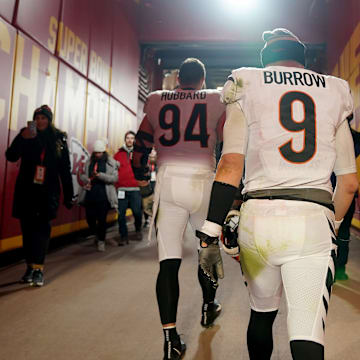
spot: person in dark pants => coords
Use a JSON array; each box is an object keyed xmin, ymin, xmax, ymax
[
  {"xmin": 78, "ymin": 139, "xmax": 119, "ymax": 252},
  {"xmin": 5, "ymin": 105, "xmax": 74, "ymax": 287},
  {"xmin": 114, "ymin": 131, "xmax": 143, "ymax": 244}
]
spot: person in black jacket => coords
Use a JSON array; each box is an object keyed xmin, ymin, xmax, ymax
[{"xmin": 5, "ymin": 105, "xmax": 74, "ymax": 287}]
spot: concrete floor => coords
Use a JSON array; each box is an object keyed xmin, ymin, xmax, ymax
[{"xmin": 0, "ymin": 221, "xmax": 360, "ymax": 360}]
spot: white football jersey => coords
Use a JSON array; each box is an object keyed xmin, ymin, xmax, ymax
[
  {"xmin": 221, "ymin": 66, "xmax": 354, "ymax": 194},
  {"xmin": 144, "ymin": 89, "xmax": 225, "ymax": 170}
]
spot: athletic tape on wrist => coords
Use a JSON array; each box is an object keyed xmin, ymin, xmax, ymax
[
  {"xmin": 201, "ymin": 220, "xmax": 222, "ymax": 238},
  {"xmin": 334, "ymin": 218, "xmax": 343, "ymax": 231}
]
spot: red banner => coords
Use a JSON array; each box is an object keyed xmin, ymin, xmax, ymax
[
  {"xmin": 108, "ymin": 98, "xmax": 125, "ymax": 155},
  {"xmin": 84, "ymin": 83, "xmax": 109, "ymax": 154},
  {"xmin": 53, "ymin": 62, "xmax": 87, "ymax": 226},
  {"xmin": 88, "ymin": 0, "xmax": 112, "ymax": 92},
  {"xmin": 16, "ymin": 0, "xmax": 61, "ymax": 53},
  {"xmin": 108, "ymin": 101, "xmax": 137, "ymax": 155},
  {"xmin": 111, "ymin": 2, "xmax": 139, "ymax": 113},
  {"xmin": 0, "ymin": 19, "xmax": 16, "ymax": 238},
  {"xmin": 57, "ymin": 0, "xmax": 90, "ymax": 76},
  {"xmin": 55, "ymin": 62, "xmax": 86, "ymax": 145},
  {"xmin": 0, "ymin": 0, "xmax": 16, "ymax": 23},
  {"xmin": 328, "ymin": 1, "xmax": 360, "ymax": 226}
]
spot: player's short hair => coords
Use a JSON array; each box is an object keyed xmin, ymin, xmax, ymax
[
  {"xmin": 178, "ymin": 58, "xmax": 206, "ymax": 86},
  {"xmin": 260, "ymin": 28, "xmax": 306, "ymax": 67}
]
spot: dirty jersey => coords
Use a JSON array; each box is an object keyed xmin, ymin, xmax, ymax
[{"xmin": 221, "ymin": 66, "xmax": 354, "ymax": 193}]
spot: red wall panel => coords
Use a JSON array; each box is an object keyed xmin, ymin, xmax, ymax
[
  {"xmin": 16, "ymin": 0, "xmax": 61, "ymax": 53},
  {"xmin": 327, "ymin": 0, "xmax": 360, "ymax": 227},
  {"xmin": 108, "ymin": 98, "xmax": 136, "ymax": 155},
  {"xmin": 84, "ymin": 83, "xmax": 109, "ymax": 154},
  {"xmin": 0, "ymin": 19, "xmax": 16, "ymax": 238},
  {"xmin": 57, "ymin": 0, "xmax": 90, "ymax": 76},
  {"xmin": 0, "ymin": 0, "xmax": 16, "ymax": 23},
  {"xmin": 55, "ymin": 62, "xmax": 86, "ymax": 148},
  {"xmin": 88, "ymin": 0, "xmax": 112, "ymax": 92},
  {"xmin": 3, "ymin": 31, "xmax": 59, "ymax": 239},
  {"xmin": 108, "ymin": 98, "xmax": 125, "ymax": 154},
  {"xmin": 327, "ymin": 0, "xmax": 360, "ymax": 74},
  {"xmin": 111, "ymin": 3, "xmax": 139, "ymax": 113},
  {"xmin": 54, "ymin": 62, "xmax": 87, "ymax": 227}
]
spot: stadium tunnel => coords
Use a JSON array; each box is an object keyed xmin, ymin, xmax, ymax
[{"xmin": 0, "ymin": 0, "xmax": 360, "ymax": 359}]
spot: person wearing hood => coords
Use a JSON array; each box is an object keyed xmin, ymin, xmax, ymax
[
  {"xmin": 5, "ymin": 105, "xmax": 74, "ymax": 287},
  {"xmin": 78, "ymin": 139, "xmax": 119, "ymax": 252},
  {"xmin": 114, "ymin": 131, "xmax": 143, "ymax": 245}
]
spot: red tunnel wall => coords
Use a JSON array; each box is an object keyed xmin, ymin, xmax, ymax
[
  {"xmin": 327, "ymin": 0, "xmax": 360, "ymax": 226},
  {"xmin": 0, "ymin": 0, "xmax": 140, "ymax": 252}
]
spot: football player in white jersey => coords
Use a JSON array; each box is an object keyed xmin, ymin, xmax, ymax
[
  {"xmin": 196, "ymin": 29, "xmax": 358, "ymax": 360},
  {"xmin": 132, "ymin": 58, "xmax": 226, "ymax": 360}
]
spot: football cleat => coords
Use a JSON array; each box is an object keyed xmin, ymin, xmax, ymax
[
  {"xmin": 163, "ymin": 336, "xmax": 186, "ymax": 360},
  {"xmin": 201, "ymin": 299, "xmax": 222, "ymax": 328}
]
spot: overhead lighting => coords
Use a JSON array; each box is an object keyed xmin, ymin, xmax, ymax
[{"xmin": 223, "ymin": 0, "xmax": 257, "ymax": 11}]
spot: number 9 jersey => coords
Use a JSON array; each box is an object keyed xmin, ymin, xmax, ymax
[
  {"xmin": 142, "ymin": 89, "xmax": 226, "ymax": 170},
  {"xmin": 221, "ymin": 66, "xmax": 355, "ymax": 194}
]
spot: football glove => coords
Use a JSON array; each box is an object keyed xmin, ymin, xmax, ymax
[
  {"xmin": 139, "ymin": 183, "xmax": 154, "ymax": 216},
  {"xmin": 196, "ymin": 230, "xmax": 224, "ymax": 289},
  {"xmin": 221, "ymin": 210, "xmax": 240, "ymax": 257}
]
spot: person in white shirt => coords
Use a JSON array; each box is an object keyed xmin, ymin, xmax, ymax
[
  {"xmin": 197, "ymin": 28, "xmax": 358, "ymax": 360},
  {"xmin": 133, "ymin": 58, "xmax": 226, "ymax": 360}
]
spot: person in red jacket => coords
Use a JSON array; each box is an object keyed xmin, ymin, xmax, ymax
[{"xmin": 114, "ymin": 131, "xmax": 142, "ymax": 244}]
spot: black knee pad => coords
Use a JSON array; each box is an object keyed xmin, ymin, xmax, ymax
[{"xmin": 156, "ymin": 259, "xmax": 181, "ymax": 325}]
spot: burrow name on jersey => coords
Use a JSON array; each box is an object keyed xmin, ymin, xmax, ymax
[
  {"xmin": 263, "ymin": 70, "xmax": 326, "ymax": 88},
  {"xmin": 161, "ymin": 91, "xmax": 207, "ymax": 101}
]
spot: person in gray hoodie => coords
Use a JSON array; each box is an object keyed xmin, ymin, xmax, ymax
[{"xmin": 78, "ymin": 139, "xmax": 118, "ymax": 251}]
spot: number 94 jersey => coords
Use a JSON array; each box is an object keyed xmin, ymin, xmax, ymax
[
  {"xmin": 222, "ymin": 66, "xmax": 354, "ymax": 194},
  {"xmin": 144, "ymin": 89, "xmax": 226, "ymax": 170}
]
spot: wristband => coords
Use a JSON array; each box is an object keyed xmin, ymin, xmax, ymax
[
  {"xmin": 201, "ymin": 220, "xmax": 222, "ymax": 238},
  {"xmin": 207, "ymin": 181, "xmax": 238, "ymax": 226}
]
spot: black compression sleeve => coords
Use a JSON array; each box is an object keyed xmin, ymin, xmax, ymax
[{"xmin": 207, "ymin": 181, "xmax": 238, "ymax": 226}]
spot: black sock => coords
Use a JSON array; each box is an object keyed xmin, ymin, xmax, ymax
[
  {"xmin": 163, "ymin": 327, "xmax": 178, "ymax": 342},
  {"xmin": 247, "ymin": 309, "xmax": 278, "ymax": 360},
  {"xmin": 198, "ymin": 264, "xmax": 217, "ymax": 304},
  {"xmin": 156, "ymin": 259, "xmax": 181, "ymax": 324},
  {"xmin": 290, "ymin": 340, "xmax": 324, "ymax": 360}
]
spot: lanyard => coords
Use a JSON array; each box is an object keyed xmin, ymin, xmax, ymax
[{"xmin": 40, "ymin": 148, "xmax": 46, "ymax": 164}]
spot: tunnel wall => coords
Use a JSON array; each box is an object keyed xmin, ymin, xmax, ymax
[
  {"xmin": 0, "ymin": 0, "xmax": 140, "ymax": 252},
  {"xmin": 327, "ymin": 0, "xmax": 360, "ymax": 227}
]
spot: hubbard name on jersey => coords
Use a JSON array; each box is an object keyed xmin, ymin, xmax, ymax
[
  {"xmin": 141, "ymin": 89, "xmax": 226, "ymax": 170},
  {"xmin": 221, "ymin": 66, "xmax": 354, "ymax": 194}
]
